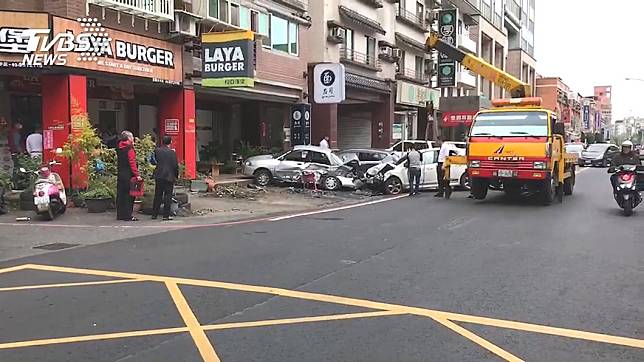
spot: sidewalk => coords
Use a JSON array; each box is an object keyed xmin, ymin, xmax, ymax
[{"xmin": 0, "ymin": 186, "xmax": 380, "ymax": 262}]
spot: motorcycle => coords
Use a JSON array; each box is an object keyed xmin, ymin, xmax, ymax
[
  {"xmin": 21, "ymin": 160, "xmax": 67, "ymax": 220},
  {"xmin": 609, "ymin": 164, "xmax": 643, "ymax": 216}
]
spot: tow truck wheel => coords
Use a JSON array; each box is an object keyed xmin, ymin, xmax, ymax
[
  {"xmin": 540, "ymin": 174, "xmax": 557, "ymax": 205},
  {"xmin": 563, "ymin": 166, "xmax": 575, "ymax": 195},
  {"xmin": 470, "ymin": 179, "xmax": 488, "ymax": 200}
]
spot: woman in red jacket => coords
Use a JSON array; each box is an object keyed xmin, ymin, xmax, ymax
[{"xmin": 116, "ymin": 131, "xmax": 141, "ymax": 221}]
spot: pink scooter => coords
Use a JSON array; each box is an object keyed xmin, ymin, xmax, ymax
[{"xmin": 21, "ymin": 156, "xmax": 67, "ymax": 220}]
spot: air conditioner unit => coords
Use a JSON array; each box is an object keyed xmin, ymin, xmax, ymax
[
  {"xmin": 171, "ymin": 11, "xmax": 199, "ymax": 38},
  {"xmin": 392, "ymin": 48, "xmax": 402, "ymax": 59},
  {"xmin": 330, "ymin": 27, "xmax": 346, "ymax": 41}
]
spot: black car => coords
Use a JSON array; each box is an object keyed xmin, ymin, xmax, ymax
[
  {"xmin": 579, "ymin": 143, "xmax": 619, "ymax": 167},
  {"xmin": 336, "ymin": 149, "xmax": 391, "ymax": 174}
]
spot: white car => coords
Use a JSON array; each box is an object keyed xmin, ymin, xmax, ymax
[
  {"xmin": 375, "ymin": 148, "xmax": 468, "ymax": 195},
  {"xmin": 386, "ymin": 140, "xmax": 434, "ymax": 157},
  {"xmin": 243, "ymin": 145, "xmax": 345, "ymax": 186}
]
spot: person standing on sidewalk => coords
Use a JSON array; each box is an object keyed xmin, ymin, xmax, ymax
[
  {"xmin": 116, "ymin": 131, "xmax": 141, "ymax": 221},
  {"xmin": 151, "ymin": 136, "xmax": 179, "ymax": 221},
  {"xmin": 435, "ymin": 138, "xmax": 456, "ymax": 197},
  {"xmin": 26, "ymin": 127, "xmax": 43, "ymax": 159},
  {"xmin": 319, "ymin": 136, "xmax": 330, "ymax": 149},
  {"xmin": 406, "ymin": 144, "xmax": 423, "ymax": 196}
]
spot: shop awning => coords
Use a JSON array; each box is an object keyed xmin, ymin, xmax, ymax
[
  {"xmin": 339, "ymin": 6, "xmax": 386, "ymax": 35},
  {"xmin": 346, "ymin": 72, "xmax": 391, "ymax": 94},
  {"xmin": 395, "ymin": 32, "xmax": 427, "ymax": 53}
]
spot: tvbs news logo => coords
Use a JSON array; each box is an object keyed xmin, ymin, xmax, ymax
[{"xmin": 0, "ymin": 18, "xmax": 111, "ymax": 66}]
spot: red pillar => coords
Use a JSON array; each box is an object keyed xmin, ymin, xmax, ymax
[
  {"xmin": 41, "ymin": 74, "xmax": 87, "ymax": 189},
  {"xmin": 158, "ymin": 88, "xmax": 196, "ymax": 179},
  {"xmin": 311, "ymin": 103, "xmax": 338, "ymax": 148}
]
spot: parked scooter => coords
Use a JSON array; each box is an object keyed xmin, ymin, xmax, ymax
[
  {"xmin": 609, "ymin": 164, "xmax": 643, "ymax": 216},
  {"xmin": 21, "ymin": 158, "xmax": 67, "ymax": 220}
]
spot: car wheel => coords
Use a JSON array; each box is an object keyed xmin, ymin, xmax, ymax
[
  {"xmin": 253, "ymin": 169, "xmax": 272, "ymax": 186},
  {"xmin": 322, "ymin": 176, "xmax": 341, "ymax": 191},
  {"xmin": 459, "ymin": 173, "xmax": 470, "ymax": 190},
  {"xmin": 602, "ymin": 158, "xmax": 609, "ymax": 168},
  {"xmin": 384, "ymin": 176, "xmax": 403, "ymax": 195}
]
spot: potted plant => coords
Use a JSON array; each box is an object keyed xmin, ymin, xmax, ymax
[
  {"xmin": 61, "ymin": 111, "xmax": 116, "ymax": 213},
  {"xmin": 81, "ymin": 177, "xmax": 114, "ymax": 213}
]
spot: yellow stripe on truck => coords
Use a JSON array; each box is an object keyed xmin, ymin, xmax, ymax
[{"xmin": 469, "ymin": 142, "xmax": 546, "ymax": 159}]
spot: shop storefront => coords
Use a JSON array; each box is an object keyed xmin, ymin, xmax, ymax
[
  {"xmin": 394, "ymin": 80, "xmax": 439, "ymax": 142},
  {"xmin": 0, "ymin": 10, "xmax": 190, "ymax": 186},
  {"xmin": 310, "ymin": 71, "xmax": 394, "ymax": 150},
  {"xmin": 195, "ymin": 30, "xmax": 307, "ymax": 165}
]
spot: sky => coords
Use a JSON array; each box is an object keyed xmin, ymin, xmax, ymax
[{"xmin": 534, "ymin": 0, "xmax": 644, "ymax": 121}]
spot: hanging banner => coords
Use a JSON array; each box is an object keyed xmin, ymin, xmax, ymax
[
  {"xmin": 202, "ymin": 30, "xmax": 255, "ymax": 88},
  {"xmin": 442, "ymin": 111, "xmax": 476, "ymax": 127}
]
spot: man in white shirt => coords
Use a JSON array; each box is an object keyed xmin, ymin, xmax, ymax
[
  {"xmin": 26, "ymin": 127, "xmax": 43, "ymax": 158},
  {"xmin": 319, "ymin": 136, "xmax": 330, "ymax": 149},
  {"xmin": 435, "ymin": 138, "xmax": 456, "ymax": 197}
]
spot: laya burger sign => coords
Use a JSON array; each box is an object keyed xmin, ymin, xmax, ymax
[
  {"xmin": 53, "ymin": 17, "xmax": 182, "ymax": 84},
  {"xmin": 202, "ymin": 31, "xmax": 255, "ymax": 88},
  {"xmin": 0, "ymin": 12, "xmax": 182, "ymax": 85}
]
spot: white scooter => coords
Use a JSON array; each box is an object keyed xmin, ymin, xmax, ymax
[{"xmin": 20, "ymin": 153, "xmax": 67, "ymax": 220}]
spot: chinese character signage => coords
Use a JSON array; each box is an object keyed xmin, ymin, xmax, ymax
[
  {"xmin": 313, "ymin": 63, "xmax": 346, "ymax": 104},
  {"xmin": 396, "ymin": 81, "xmax": 440, "ymax": 108},
  {"xmin": 583, "ymin": 105, "xmax": 590, "ymax": 129},
  {"xmin": 437, "ymin": 9, "xmax": 458, "ymax": 88},
  {"xmin": 164, "ymin": 119, "xmax": 180, "ymax": 135},
  {"xmin": 442, "ymin": 111, "xmax": 476, "ymax": 127},
  {"xmin": 290, "ymin": 103, "xmax": 311, "ymax": 146},
  {"xmin": 0, "ymin": 11, "xmax": 49, "ymax": 68},
  {"xmin": 202, "ymin": 30, "xmax": 255, "ymax": 88}
]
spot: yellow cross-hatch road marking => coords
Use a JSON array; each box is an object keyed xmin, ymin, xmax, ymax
[
  {"xmin": 165, "ymin": 281, "xmax": 221, "ymax": 362},
  {"xmin": 0, "ymin": 263, "xmax": 642, "ymax": 362},
  {"xmin": 0, "ymin": 278, "xmax": 142, "ymax": 292}
]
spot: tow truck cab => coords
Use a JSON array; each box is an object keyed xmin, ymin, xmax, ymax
[{"xmin": 465, "ymin": 97, "xmax": 576, "ymax": 203}]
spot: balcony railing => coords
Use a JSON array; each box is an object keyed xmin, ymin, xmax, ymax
[
  {"xmin": 88, "ymin": 0, "xmax": 174, "ymax": 21},
  {"xmin": 396, "ymin": 6, "xmax": 427, "ymax": 30},
  {"xmin": 340, "ymin": 47, "xmax": 381, "ymax": 70},
  {"xmin": 481, "ymin": 2, "xmax": 492, "ymax": 22},
  {"xmin": 396, "ymin": 67, "xmax": 429, "ymax": 84}
]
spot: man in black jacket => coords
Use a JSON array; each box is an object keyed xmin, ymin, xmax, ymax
[{"xmin": 151, "ymin": 136, "xmax": 179, "ymax": 220}]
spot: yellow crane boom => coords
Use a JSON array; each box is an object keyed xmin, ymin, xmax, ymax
[{"xmin": 426, "ymin": 33, "xmax": 532, "ymax": 98}]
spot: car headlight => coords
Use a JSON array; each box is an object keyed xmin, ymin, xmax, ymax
[
  {"xmin": 533, "ymin": 161, "xmax": 548, "ymax": 170},
  {"xmin": 245, "ymin": 161, "xmax": 252, "ymax": 166},
  {"xmin": 469, "ymin": 160, "xmax": 481, "ymax": 168}
]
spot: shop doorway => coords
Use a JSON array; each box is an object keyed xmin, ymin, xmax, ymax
[{"xmin": 10, "ymin": 95, "xmax": 41, "ymax": 133}]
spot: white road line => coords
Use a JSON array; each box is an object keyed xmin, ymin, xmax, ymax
[{"xmin": 269, "ymin": 195, "xmax": 408, "ymax": 221}]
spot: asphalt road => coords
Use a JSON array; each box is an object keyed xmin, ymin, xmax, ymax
[{"xmin": 0, "ymin": 167, "xmax": 642, "ymax": 362}]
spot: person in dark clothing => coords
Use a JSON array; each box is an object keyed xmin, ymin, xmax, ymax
[
  {"xmin": 116, "ymin": 131, "xmax": 141, "ymax": 221},
  {"xmin": 151, "ymin": 136, "xmax": 179, "ymax": 220},
  {"xmin": 609, "ymin": 140, "xmax": 641, "ymax": 189}
]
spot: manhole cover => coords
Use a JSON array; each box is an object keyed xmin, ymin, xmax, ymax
[
  {"xmin": 310, "ymin": 217, "xmax": 344, "ymax": 221},
  {"xmin": 33, "ymin": 242, "xmax": 80, "ymax": 251}
]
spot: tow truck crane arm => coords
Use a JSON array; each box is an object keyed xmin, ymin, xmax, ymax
[{"xmin": 426, "ymin": 33, "xmax": 532, "ymax": 98}]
